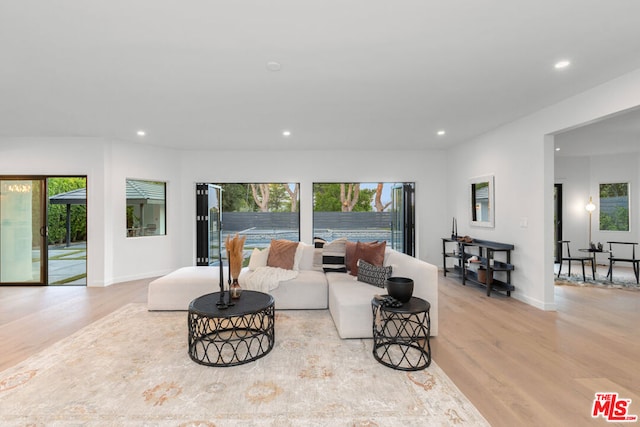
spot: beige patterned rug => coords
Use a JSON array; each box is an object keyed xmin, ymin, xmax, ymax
[{"xmin": 0, "ymin": 304, "xmax": 488, "ymax": 426}]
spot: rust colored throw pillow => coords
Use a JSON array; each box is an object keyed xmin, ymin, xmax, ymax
[
  {"xmin": 345, "ymin": 241, "xmax": 357, "ymax": 272},
  {"xmin": 266, "ymin": 239, "xmax": 299, "ymax": 270},
  {"xmin": 350, "ymin": 241, "xmax": 387, "ymax": 276}
]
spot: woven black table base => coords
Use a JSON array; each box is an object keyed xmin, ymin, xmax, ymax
[
  {"xmin": 371, "ymin": 296, "xmax": 431, "ymax": 371},
  {"xmin": 188, "ymin": 291, "xmax": 275, "ymax": 367}
]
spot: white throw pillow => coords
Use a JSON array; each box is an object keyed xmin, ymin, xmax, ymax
[
  {"xmin": 292, "ymin": 243, "xmax": 304, "ymax": 271},
  {"xmin": 248, "ymin": 247, "xmax": 269, "ymax": 270}
]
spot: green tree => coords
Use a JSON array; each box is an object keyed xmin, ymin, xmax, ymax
[
  {"xmin": 313, "ymin": 183, "xmax": 374, "ymax": 212},
  {"xmin": 268, "ymin": 184, "xmax": 288, "ymax": 212},
  {"xmin": 220, "ymin": 184, "xmax": 254, "ymax": 212},
  {"xmin": 47, "ymin": 177, "xmax": 87, "ymax": 245}
]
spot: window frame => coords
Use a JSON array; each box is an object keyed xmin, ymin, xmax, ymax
[
  {"xmin": 126, "ymin": 178, "xmax": 167, "ymax": 238},
  {"xmin": 598, "ymin": 182, "xmax": 630, "ymax": 232}
]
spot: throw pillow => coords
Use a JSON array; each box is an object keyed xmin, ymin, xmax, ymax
[
  {"xmin": 266, "ymin": 239, "xmax": 299, "ymax": 270},
  {"xmin": 350, "ymin": 241, "xmax": 386, "ymax": 276},
  {"xmin": 345, "ymin": 240, "xmax": 357, "ymax": 272},
  {"xmin": 312, "ymin": 237, "xmax": 327, "ymax": 271},
  {"xmin": 248, "ymin": 247, "xmax": 269, "ymax": 270},
  {"xmin": 357, "ymin": 259, "xmax": 392, "ymax": 288},
  {"xmin": 322, "ymin": 237, "xmax": 348, "ymax": 273},
  {"xmin": 292, "ymin": 243, "xmax": 304, "ymax": 271}
]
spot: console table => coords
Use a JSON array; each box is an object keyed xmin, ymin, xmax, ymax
[{"xmin": 442, "ymin": 237, "xmax": 515, "ymax": 297}]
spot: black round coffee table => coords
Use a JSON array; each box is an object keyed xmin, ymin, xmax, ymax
[
  {"xmin": 188, "ymin": 291, "xmax": 275, "ymax": 367},
  {"xmin": 371, "ymin": 296, "xmax": 431, "ymax": 371}
]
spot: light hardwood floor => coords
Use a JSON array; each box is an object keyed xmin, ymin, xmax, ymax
[{"xmin": 1, "ymin": 275, "xmax": 639, "ymax": 426}]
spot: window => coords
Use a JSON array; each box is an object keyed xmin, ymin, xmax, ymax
[
  {"xmin": 126, "ymin": 179, "xmax": 166, "ymax": 237},
  {"xmin": 313, "ymin": 182, "xmax": 415, "ymax": 255},
  {"xmin": 599, "ymin": 182, "xmax": 630, "ymax": 232},
  {"xmin": 218, "ymin": 182, "xmax": 300, "ymax": 249}
]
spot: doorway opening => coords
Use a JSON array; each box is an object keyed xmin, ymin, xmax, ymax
[{"xmin": 0, "ymin": 176, "xmax": 87, "ymax": 285}]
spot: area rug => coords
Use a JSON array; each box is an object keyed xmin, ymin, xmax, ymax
[
  {"xmin": 555, "ymin": 273, "xmax": 639, "ymax": 290},
  {"xmin": 0, "ymin": 304, "xmax": 489, "ymax": 426}
]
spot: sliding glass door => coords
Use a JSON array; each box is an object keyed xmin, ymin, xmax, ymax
[
  {"xmin": 391, "ymin": 183, "xmax": 415, "ymax": 256},
  {"xmin": 0, "ymin": 178, "xmax": 47, "ymax": 284},
  {"xmin": 196, "ymin": 183, "xmax": 222, "ymax": 266}
]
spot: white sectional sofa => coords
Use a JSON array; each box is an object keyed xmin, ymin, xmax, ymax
[{"xmin": 148, "ymin": 242, "xmax": 438, "ymax": 338}]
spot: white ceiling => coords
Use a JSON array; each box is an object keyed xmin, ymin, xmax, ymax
[
  {"xmin": 2, "ymin": 1, "xmax": 640, "ymax": 151},
  {"xmin": 555, "ymin": 107, "xmax": 640, "ymax": 157}
]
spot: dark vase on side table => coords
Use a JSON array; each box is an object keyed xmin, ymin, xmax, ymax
[{"xmin": 385, "ymin": 277, "xmax": 414, "ymax": 303}]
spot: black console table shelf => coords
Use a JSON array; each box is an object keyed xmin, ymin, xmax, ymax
[{"xmin": 442, "ymin": 237, "xmax": 515, "ymax": 297}]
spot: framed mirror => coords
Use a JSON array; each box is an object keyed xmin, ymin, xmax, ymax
[{"xmin": 470, "ymin": 175, "xmax": 494, "ymax": 228}]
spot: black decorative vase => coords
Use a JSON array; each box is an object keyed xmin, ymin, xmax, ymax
[{"xmin": 385, "ymin": 277, "xmax": 414, "ymax": 303}]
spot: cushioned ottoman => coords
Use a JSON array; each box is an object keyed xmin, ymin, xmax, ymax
[{"xmin": 147, "ymin": 266, "xmax": 223, "ymax": 310}]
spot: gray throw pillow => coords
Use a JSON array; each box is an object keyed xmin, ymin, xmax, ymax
[{"xmin": 357, "ymin": 259, "xmax": 392, "ymax": 287}]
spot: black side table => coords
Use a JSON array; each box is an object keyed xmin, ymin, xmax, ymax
[
  {"xmin": 188, "ymin": 291, "xmax": 275, "ymax": 367},
  {"xmin": 371, "ymin": 296, "xmax": 431, "ymax": 371}
]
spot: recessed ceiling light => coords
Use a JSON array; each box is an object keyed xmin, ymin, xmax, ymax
[
  {"xmin": 266, "ymin": 61, "xmax": 282, "ymax": 71},
  {"xmin": 137, "ymin": 130, "xmax": 146, "ymax": 136},
  {"xmin": 554, "ymin": 60, "xmax": 571, "ymax": 69},
  {"xmin": 555, "ymin": 147, "xmax": 561, "ymax": 151},
  {"xmin": 437, "ymin": 130, "xmax": 446, "ymax": 136},
  {"xmin": 282, "ymin": 130, "xmax": 291, "ymax": 137}
]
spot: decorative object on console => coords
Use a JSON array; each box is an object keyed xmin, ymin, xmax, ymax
[
  {"xmin": 451, "ymin": 217, "xmax": 458, "ymax": 240},
  {"xmin": 226, "ymin": 233, "xmax": 246, "ymax": 299},
  {"xmin": 385, "ymin": 276, "xmax": 414, "ymax": 303},
  {"xmin": 357, "ymin": 259, "xmax": 392, "ymax": 287}
]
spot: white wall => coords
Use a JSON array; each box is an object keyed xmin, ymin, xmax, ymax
[
  {"xmin": 0, "ymin": 138, "xmax": 184, "ymax": 286},
  {"xmin": 447, "ymin": 67, "xmax": 640, "ymax": 310}
]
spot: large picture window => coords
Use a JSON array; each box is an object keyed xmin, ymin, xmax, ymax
[
  {"xmin": 599, "ymin": 182, "xmax": 630, "ymax": 232},
  {"xmin": 219, "ymin": 182, "xmax": 300, "ymax": 248},
  {"xmin": 313, "ymin": 182, "xmax": 415, "ymax": 255},
  {"xmin": 126, "ymin": 179, "xmax": 166, "ymax": 237}
]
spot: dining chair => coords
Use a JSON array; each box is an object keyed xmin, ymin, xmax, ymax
[
  {"xmin": 557, "ymin": 241, "xmax": 592, "ymax": 281},
  {"xmin": 606, "ymin": 241, "xmax": 640, "ymax": 284}
]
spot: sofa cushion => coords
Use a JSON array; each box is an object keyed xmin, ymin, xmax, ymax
[
  {"xmin": 327, "ymin": 273, "xmax": 379, "ymax": 339},
  {"xmin": 357, "ymin": 259, "xmax": 392, "ymax": 287},
  {"xmin": 267, "ymin": 239, "xmax": 299, "ymax": 270},
  {"xmin": 148, "ymin": 266, "xmax": 222, "ymax": 311},
  {"xmin": 350, "ymin": 241, "xmax": 386, "ymax": 276},
  {"xmin": 268, "ymin": 270, "xmax": 329, "ymax": 309},
  {"xmin": 322, "ymin": 237, "xmax": 348, "ymax": 273}
]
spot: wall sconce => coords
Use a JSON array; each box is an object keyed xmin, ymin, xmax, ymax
[{"xmin": 585, "ymin": 196, "xmax": 596, "ymax": 243}]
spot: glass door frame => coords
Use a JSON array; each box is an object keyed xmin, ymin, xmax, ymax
[
  {"xmin": 0, "ymin": 176, "xmax": 47, "ymax": 285},
  {"xmin": 391, "ymin": 183, "xmax": 415, "ymax": 257}
]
